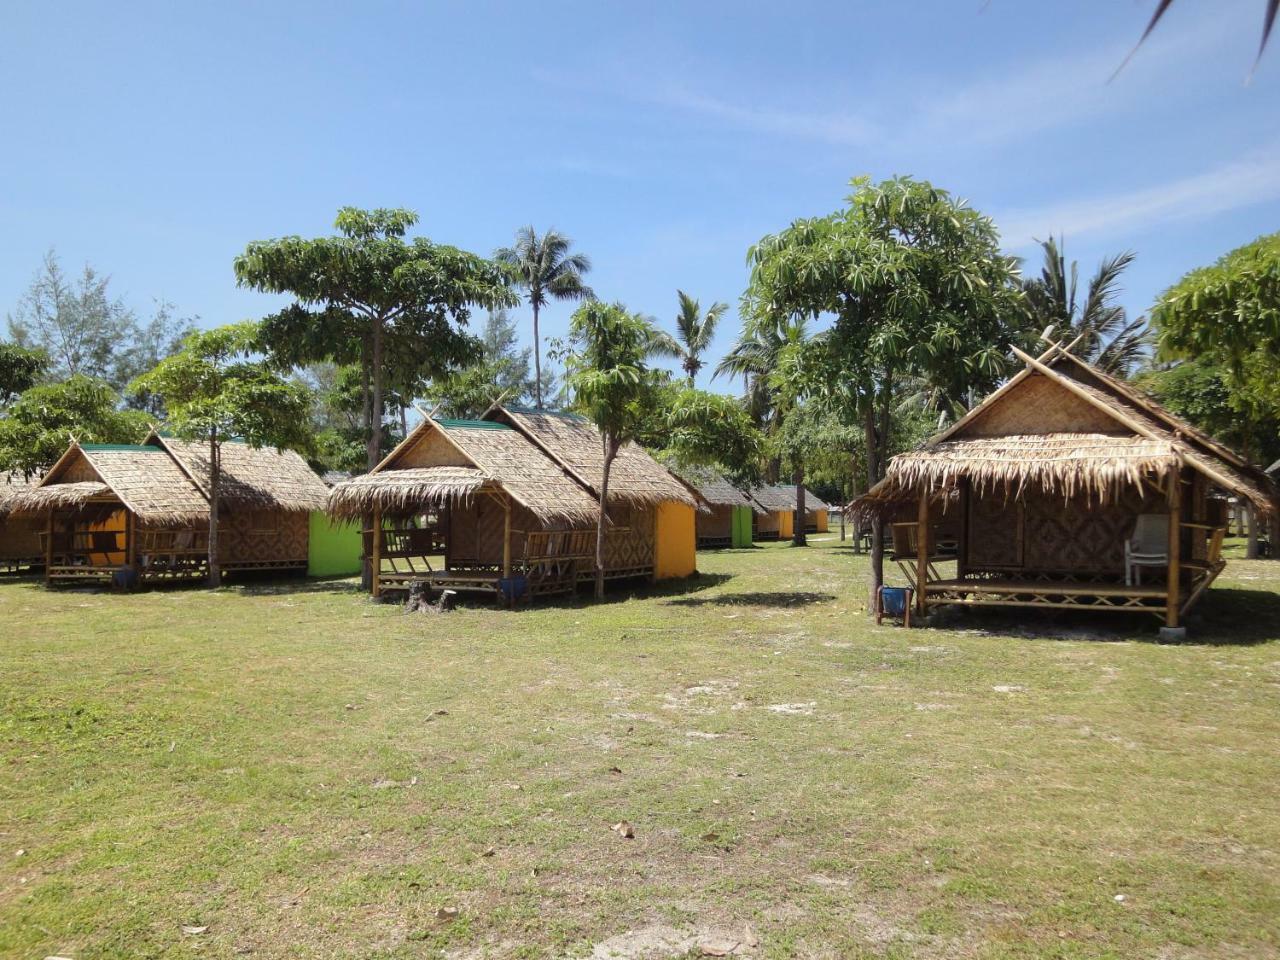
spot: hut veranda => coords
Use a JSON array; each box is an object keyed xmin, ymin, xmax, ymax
[
  {"xmin": 326, "ymin": 405, "xmax": 699, "ymax": 601},
  {"xmin": 1, "ymin": 434, "xmax": 330, "ymax": 585},
  {"xmin": 856, "ymin": 343, "xmax": 1280, "ymax": 633}
]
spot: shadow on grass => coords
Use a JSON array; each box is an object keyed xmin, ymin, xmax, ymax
[
  {"xmin": 225, "ymin": 574, "xmax": 364, "ymax": 598},
  {"xmin": 928, "ymin": 586, "xmax": 1280, "ymax": 646},
  {"xmin": 666, "ymin": 590, "xmax": 836, "ymax": 609}
]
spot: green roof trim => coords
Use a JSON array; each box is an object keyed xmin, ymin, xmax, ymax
[
  {"xmin": 433, "ymin": 418, "xmax": 512, "ymax": 431},
  {"xmin": 80, "ymin": 443, "xmax": 166, "ymax": 452}
]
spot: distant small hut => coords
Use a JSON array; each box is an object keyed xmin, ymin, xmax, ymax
[
  {"xmin": 677, "ymin": 473, "xmax": 755, "ymax": 549},
  {"xmin": 0, "ymin": 473, "xmax": 44, "ymax": 573},
  {"xmin": 745, "ymin": 485, "xmax": 796, "ymax": 541},
  {"xmin": 327, "ymin": 406, "xmax": 699, "ymax": 602},
  {"xmin": 855, "ymin": 344, "xmax": 1280, "ymax": 632},
  {"xmin": 773, "ymin": 485, "xmax": 832, "ymax": 534}
]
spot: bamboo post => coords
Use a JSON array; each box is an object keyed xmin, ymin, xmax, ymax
[
  {"xmin": 957, "ymin": 479, "xmax": 969, "ymax": 580},
  {"xmin": 1166, "ymin": 474, "xmax": 1181, "ymax": 629},
  {"xmin": 371, "ymin": 506, "xmax": 382, "ymax": 599},
  {"xmin": 125, "ymin": 510, "xmax": 136, "ymax": 571},
  {"xmin": 502, "ymin": 495, "xmax": 512, "ymax": 580},
  {"xmin": 43, "ymin": 510, "xmax": 53, "ymax": 586},
  {"xmin": 916, "ymin": 491, "xmax": 930, "ymax": 616}
]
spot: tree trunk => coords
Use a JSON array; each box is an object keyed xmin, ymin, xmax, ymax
[
  {"xmin": 368, "ymin": 317, "xmax": 385, "ymax": 471},
  {"xmin": 400, "ymin": 403, "xmax": 408, "ymax": 442},
  {"xmin": 532, "ymin": 301, "xmax": 543, "ymax": 410},
  {"xmin": 208, "ymin": 428, "xmax": 221, "ymax": 588},
  {"xmin": 1247, "ymin": 504, "xmax": 1260, "ymax": 559},
  {"xmin": 864, "ymin": 401, "xmax": 884, "ymax": 608},
  {"xmin": 595, "ymin": 437, "xmax": 617, "ymax": 600},
  {"xmin": 792, "ymin": 466, "xmax": 807, "ymax": 546}
]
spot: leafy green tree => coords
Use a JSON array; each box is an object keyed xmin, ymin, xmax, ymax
[
  {"xmin": 561, "ymin": 301, "xmax": 666, "ymax": 599},
  {"xmin": 1021, "ymin": 237, "xmax": 1149, "ymax": 376},
  {"xmin": 424, "ymin": 309, "xmax": 546, "ymax": 418},
  {"xmin": 235, "ymin": 207, "xmax": 513, "ymax": 470},
  {"xmin": 5, "ymin": 252, "xmax": 196, "ymax": 398},
  {"xmin": 0, "ymin": 376, "xmax": 149, "ymax": 477},
  {"xmin": 641, "ymin": 384, "xmax": 764, "ymax": 489},
  {"xmin": 0, "ymin": 342, "xmax": 49, "ymax": 406},
  {"xmin": 667, "ymin": 291, "xmax": 728, "ymax": 385},
  {"xmin": 131, "ymin": 323, "xmax": 314, "ymax": 587},
  {"xmin": 744, "ymin": 175, "xmax": 1022, "ymax": 599},
  {"xmin": 495, "ymin": 226, "xmax": 593, "ymax": 409},
  {"xmin": 1151, "ymin": 231, "xmax": 1280, "ymax": 557}
]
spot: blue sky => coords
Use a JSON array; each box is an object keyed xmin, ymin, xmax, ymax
[{"xmin": 2, "ymin": 1, "xmax": 1277, "ymax": 391}]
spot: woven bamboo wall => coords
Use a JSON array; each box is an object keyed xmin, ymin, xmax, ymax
[
  {"xmin": 0, "ymin": 517, "xmax": 42, "ymax": 559},
  {"xmin": 218, "ymin": 509, "xmax": 309, "ymax": 564},
  {"xmin": 396, "ymin": 428, "xmax": 473, "ymax": 469},
  {"xmin": 964, "ymin": 374, "xmax": 1122, "ymax": 437},
  {"xmin": 603, "ymin": 505, "xmax": 656, "ymax": 570},
  {"xmin": 965, "ymin": 485, "xmax": 1165, "ymax": 574},
  {"xmin": 698, "ymin": 504, "xmax": 734, "ymax": 540},
  {"xmin": 60, "ymin": 454, "xmax": 102, "ymax": 484}
]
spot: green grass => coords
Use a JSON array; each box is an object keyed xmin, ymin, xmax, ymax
[{"xmin": 2, "ymin": 539, "xmax": 1279, "ymax": 959}]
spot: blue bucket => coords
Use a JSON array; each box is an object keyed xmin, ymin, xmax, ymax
[
  {"xmin": 499, "ymin": 576, "xmax": 528, "ymax": 602},
  {"xmin": 880, "ymin": 586, "xmax": 909, "ymax": 618}
]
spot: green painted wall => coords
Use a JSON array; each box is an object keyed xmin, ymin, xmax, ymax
[
  {"xmin": 307, "ymin": 512, "xmax": 363, "ymax": 577},
  {"xmin": 731, "ymin": 505, "xmax": 754, "ymax": 547}
]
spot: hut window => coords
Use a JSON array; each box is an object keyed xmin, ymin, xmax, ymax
[
  {"xmin": 250, "ymin": 509, "xmax": 279, "ymax": 533},
  {"xmin": 607, "ymin": 504, "xmax": 632, "ymax": 530}
]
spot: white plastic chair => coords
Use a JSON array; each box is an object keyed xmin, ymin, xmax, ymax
[{"xmin": 1124, "ymin": 513, "xmax": 1169, "ymax": 586}]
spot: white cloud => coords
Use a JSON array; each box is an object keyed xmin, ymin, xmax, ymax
[
  {"xmin": 650, "ymin": 85, "xmax": 880, "ymax": 147},
  {"xmin": 993, "ymin": 142, "xmax": 1280, "ymax": 248}
]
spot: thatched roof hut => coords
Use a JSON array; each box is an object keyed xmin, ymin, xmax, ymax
[
  {"xmin": 674, "ymin": 472, "xmax": 755, "ymax": 549},
  {"xmin": 0, "ymin": 472, "xmax": 44, "ymax": 571},
  {"xmin": 328, "ymin": 407, "xmax": 697, "ymax": 601},
  {"xmin": 855, "ymin": 344, "xmax": 1280, "ymax": 631},
  {"xmin": 7, "ymin": 436, "xmax": 332, "ymax": 586}
]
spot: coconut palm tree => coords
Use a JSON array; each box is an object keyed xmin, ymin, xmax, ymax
[
  {"xmin": 668, "ymin": 291, "xmax": 728, "ymax": 386},
  {"xmin": 1120, "ymin": 0, "xmax": 1275, "ymax": 76},
  {"xmin": 495, "ymin": 227, "xmax": 593, "ymax": 409},
  {"xmin": 1021, "ymin": 237, "xmax": 1150, "ymax": 376}
]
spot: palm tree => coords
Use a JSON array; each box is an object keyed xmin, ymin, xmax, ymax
[
  {"xmin": 1021, "ymin": 237, "xmax": 1150, "ymax": 376},
  {"xmin": 495, "ymin": 227, "xmax": 593, "ymax": 409},
  {"xmin": 715, "ymin": 313, "xmax": 810, "ymax": 435},
  {"xmin": 1119, "ymin": 1, "xmax": 1275, "ymax": 76},
  {"xmin": 669, "ymin": 291, "xmax": 728, "ymax": 386}
]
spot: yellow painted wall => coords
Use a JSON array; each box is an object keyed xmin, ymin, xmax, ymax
[
  {"xmin": 654, "ymin": 502, "xmax": 696, "ymax": 579},
  {"xmin": 777, "ymin": 510, "xmax": 794, "ymax": 540},
  {"xmin": 86, "ymin": 511, "xmax": 126, "ymax": 566},
  {"xmin": 814, "ymin": 509, "xmax": 828, "ymax": 533}
]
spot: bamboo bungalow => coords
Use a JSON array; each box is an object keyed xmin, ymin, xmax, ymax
[
  {"xmin": 327, "ymin": 406, "xmax": 699, "ymax": 601},
  {"xmin": 746, "ymin": 485, "xmax": 795, "ymax": 541},
  {"xmin": 677, "ymin": 474, "xmax": 755, "ymax": 549},
  {"xmin": 149, "ymin": 433, "xmax": 330, "ymax": 573},
  {"xmin": 2, "ymin": 436, "xmax": 329, "ymax": 586},
  {"xmin": 855, "ymin": 344, "xmax": 1280, "ymax": 632},
  {"xmin": 774, "ymin": 485, "xmax": 832, "ymax": 534},
  {"xmin": 5, "ymin": 442, "xmax": 211, "ymax": 584},
  {"xmin": 0, "ymin": 473, "xmax": 43, "ymax": 573}
]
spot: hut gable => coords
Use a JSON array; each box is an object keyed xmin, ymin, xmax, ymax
[
  {"xmin": 496, "ymin": 406, "xmax": 696, "ymax": 509},
  {"xmin": 746, "ymin": 485, "xmax": 795, "ymax": 513},
  {"xmin": 961, "ymin": 373, "xmax": 1125, "ymax": 437},
  {"xmin": 153, "ymin": 435, "xmax": 329, "ymax": 513},
  {"xmin": 13, "ymin": 443, "xmax": 210, "ymax": 524},
  {"xmin": 858, "ymin": 344, "xmax": 1280, "ymax": 517},
  {"xmin": 329, "ymin": 416, "xmax": 599, "ymax": 525}
]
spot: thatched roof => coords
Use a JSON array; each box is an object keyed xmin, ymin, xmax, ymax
[
  {"xmin": 6, "ymin": 444, "xmax": 210, "ymax": 524},
  {"xmin": 774, "ymin": 485, "xmax": 832, "ymax": 512},
  {"xmin": 152, "ymin": 434, "xmax": 329, "ymax": 512},
  {"xmin": 327, "ymin": 466, "xmax": 489, "ymax": 520},
  {"xmin": 327, "ymin": 418, "xmax": 600, "ymax": 524},
  {"xmin": 497, "ymin": 407, "xmax": 697, "ymax": 509},
  {"xmin": 855, "ymin": 344, "xmax": 1280, "ymax": 518},
  {"xmin": 0, "ymin": 472, "xmax": 38, "ymax": 507},
  {"xmin": 688, "ymin": 474, "xmax": 755, "ymax": 509},
  {"xmin": 745, "ymin": 485, "xmax": 795, "ymax": 513}
]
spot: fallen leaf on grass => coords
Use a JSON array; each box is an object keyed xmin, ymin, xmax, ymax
[
  {"xmin": 482, "ymin": 847, "xmax": 496, "ymax": 858},
  {"xmin": 612, "ymin": 820, "xmax": 635, "ymax": 839},
  {"xmin": 608, "ymin": 765, "xmax": 622, "ymax": 774},
  {"xmin": 436, "ymin": 906, "xmax": 459, "ymax": 922},
  {"xmin": 182, "ymin": 925, "xmax": 208, "ymax": 935}
]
